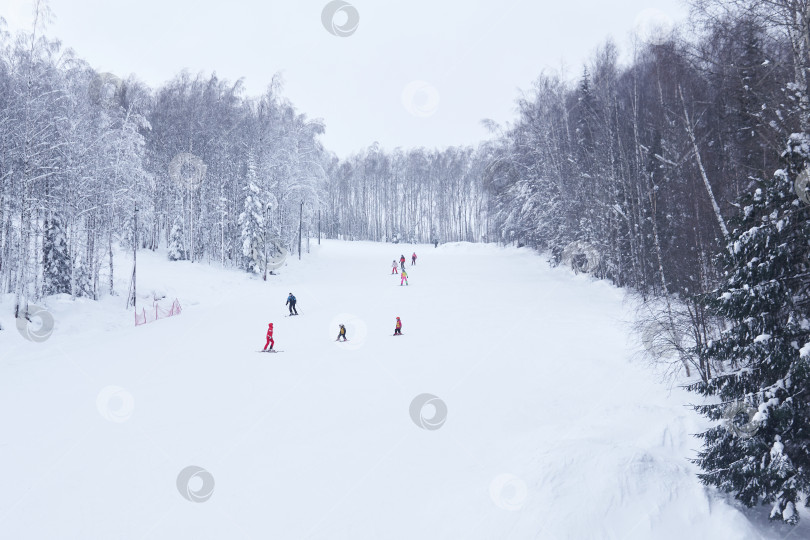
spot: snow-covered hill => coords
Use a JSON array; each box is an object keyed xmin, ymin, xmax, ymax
[{"xmin": 1, "ymin": 241, "xmax": 806, "ymax": 539}]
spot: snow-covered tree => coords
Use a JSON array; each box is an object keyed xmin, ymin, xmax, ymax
[
  {"xmin": 167, "ymin": 217, "xmax": 187, "ymax": 261},
  {"xmin": 238, "ymin": 158, "xmax": 265, "ymax": 274},
  {"xmin": 689, "ymin": 134, "xmax": 810, "ymax": 524},
  {"xmin": 74, "ymin": 258, "xmax": 95, "ymax": 299},
  {"xmin": 42, "ymin": 216, "xmax": 72, "ymax": 295}
]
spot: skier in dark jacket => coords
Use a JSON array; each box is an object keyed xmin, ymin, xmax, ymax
[
  {"xmin": 286, "ymin": 293, "xmax": 298, "ymax": 315},
  {"xmin": 336, "ymin": 324, "xmax": 348, "ymax": 341}
]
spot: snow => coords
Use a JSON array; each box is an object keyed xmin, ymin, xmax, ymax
[
  {"xmin": 783, "ymin": 502, "xmax": 797, "ymax": 523},
  {"xmin": 770, "ymin": 436, "xmax": 784, "ymax": 458},
  {"xmin": 1, "ymin": 240, "xmax": 808, "ymax": 539}
]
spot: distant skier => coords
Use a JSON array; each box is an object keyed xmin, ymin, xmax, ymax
[
  {"xmin": 392, "ymin": 260, "xmax": 399, "ymax": 274},
  {"xmin": 411, "ymin": 252, "xmax": 417, "ymax": 265},
  {"xmin": 336, "ymin": 324, "xmax": 348, "ymax": 342},
  {"xmin": 400, "ymin": 254, "xmax": 406, "ymax": 271},
  {"xmin": 394, "ymin": 317, "xmax": 402, "ymax": 335},
  {"xmin": 433, "ymin": 239, "xmax": 438, "ymax": 248},
  {"xmin": 264, "ymin": 323, "xmax": 274, "ymax": 351},
  {"xmin": 286, "ymin": 292, "xmax": 298, "ymax": 315},
  {"xmin": 400, "ymin": 269, "xmax": 408, "ymax": 286}
]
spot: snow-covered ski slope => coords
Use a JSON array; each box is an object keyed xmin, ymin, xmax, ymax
[{"xmin": 1, "ymin": 240, "xmax": 807, "ymax": 539}]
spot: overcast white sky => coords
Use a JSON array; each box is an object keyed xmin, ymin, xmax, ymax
[{"xmin": 0, "ymin": 0, "xmax": 687, "ymax": 157}]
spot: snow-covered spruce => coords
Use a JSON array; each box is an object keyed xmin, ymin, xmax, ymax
[
  {"xmin": 167, "ymin": 217, "xmax": 187, "ymax": 261},
  {"xmin": 688, "ymin": 134, "xmax": 810, "ymax": 525},
  {"xmin": 42, "ymin": 216, "xmax": 72, "ymax": 295},
  {"xmin": 239, "ymin": 156, "xmax": 265, "ymax": 274}
]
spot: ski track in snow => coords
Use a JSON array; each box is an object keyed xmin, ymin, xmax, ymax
[{"xmin": 1, "ymin": 240, "xmax": 808, "ymax": 539}]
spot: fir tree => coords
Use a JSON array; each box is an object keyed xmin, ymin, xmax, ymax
[
  {"xmin": 238, "ymin": 157, "xmax": 265, "ymax": 274},
  {"xmin": 122, "ymin": 212, "xmax": 137, "ymax": 251},
  {"xmin": 167, "ymin": 217, "xmax": 187, "ymax": 261},
  {"xmin": 690, "ymin": 134, "xmax": 810, "ymax": 525},
  {"xmin": 42, "ymin": 216, "xmax": 72, "ymax": 295},
  {"xmin": 575, "ymin": 67, "xmax": 597, "ymax": 160},
  {"xmin": 74, "ymin": 258, "xmax": 95, "ymax": 299}
]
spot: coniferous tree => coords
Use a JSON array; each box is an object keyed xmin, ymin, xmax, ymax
[
  {"xmin": 167, "ymin": 217, "xmax": 187, "ymax": 261},
  {"xmin": 239, "ymin": 174, "xmax": 265, "ymax": 274},
  {"xmin": 42, "ymin": 216, "xmax": 72, "ymax": 295},
  {"xmin": 689, "ymin": 134, "xmax": 810, "ymax": 524},
  {"xmin": 74, "ymin": 258, "xmax": 95, "ymax": 299}
]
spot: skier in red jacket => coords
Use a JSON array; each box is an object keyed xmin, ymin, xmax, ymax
[
  {"xmin": 411, "ymin": 252, "xmax": 417, "ymax": 265},
  {"xmin": 264, "ymin": 323, "xmax": 274, "ymax": 351},
  {"xmin": 399, "ymin": 255, "xmax": 406, "ymax": 271}
]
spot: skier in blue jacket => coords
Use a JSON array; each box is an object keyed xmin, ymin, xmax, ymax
[{"xmin": 286, "ymin": 292, "xmax": 298, "ymax": 315}]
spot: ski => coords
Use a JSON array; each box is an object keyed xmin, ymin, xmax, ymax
[{"xmin": 258, "ymin": 349, "xmax": 284, "ymax": 353}]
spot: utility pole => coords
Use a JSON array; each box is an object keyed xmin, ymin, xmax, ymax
[
  {"xmin": 263, "ymin": 204, "xmax": 269, "ymax": 281},
  {"xmin": 134, "ymin": 203, "xmax": 137, "ymax": 309},
  {"xmin": 127, "ymin": 203, "xmax": 138, "ymax": 310},
  {"xmin": 189, "ymin": 181, "xmax": 194, "ymax": 263},
  {"xmin": 298, "ymin": 201, "xmax": 303, "ymax": 260}
]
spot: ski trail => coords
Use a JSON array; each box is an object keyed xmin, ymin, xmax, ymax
[{"xmin": 1, "ymin": 240, "xmax": 803, "ymax": 539}]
